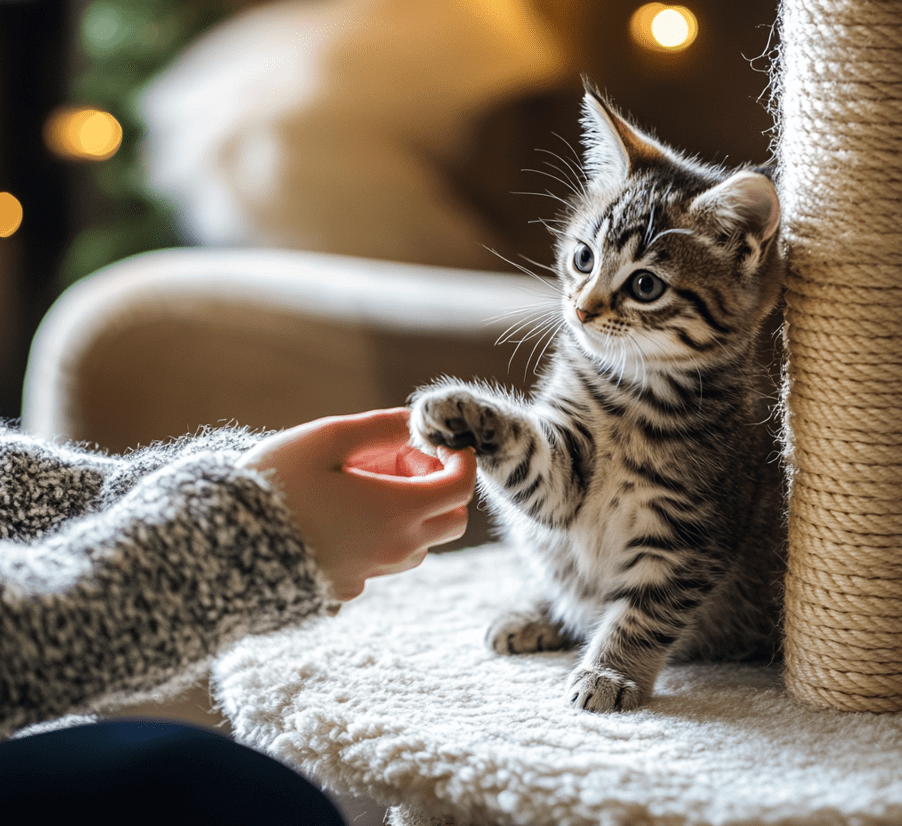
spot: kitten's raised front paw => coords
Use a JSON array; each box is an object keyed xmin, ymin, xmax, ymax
[
  {"xmin": 567, "ymin": 667, "xmax": 644, "ymax": 713},
  {"xmin": 487, "ymin": 611, "xmax": 574, "ymax": 655},
  {"xmin": 410, "ymin": 385, "xmax": 511, "ymax": 458}
]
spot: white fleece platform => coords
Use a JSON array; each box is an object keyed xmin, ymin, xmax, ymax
[{"xmin": 212, "ymin": 545, "xmax": 902, "ymax": 826}]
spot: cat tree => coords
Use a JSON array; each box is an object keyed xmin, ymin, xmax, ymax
[{"xmin": 778, "ymin": 0, "xmax": 902, "ymax": 712}]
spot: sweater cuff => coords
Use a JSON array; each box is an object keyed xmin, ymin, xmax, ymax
[{"xmin": 150, "ymin": 449, "xmax": 340, "ymax": 627}]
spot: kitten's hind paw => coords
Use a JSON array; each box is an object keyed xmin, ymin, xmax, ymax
[
  {"xmin": 567, "ymin": 667, "xmax": 644, "ymax": 713},
  {"xmin": 486, "ymin": 611, "xmax": 575, "ymax": 655}
]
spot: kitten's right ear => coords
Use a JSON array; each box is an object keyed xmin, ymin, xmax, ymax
[
  {"xmin": 580, "ymin": 84, "xmax": 665, "ymax": 190},
  {"xmin": 691, "ymin": 170, "xmax": 781, "ymax": 242}
]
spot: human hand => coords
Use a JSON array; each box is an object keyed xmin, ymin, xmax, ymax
[{"xmin": 236, "ymin": 408, "xmax": 477, "ymax": 600}]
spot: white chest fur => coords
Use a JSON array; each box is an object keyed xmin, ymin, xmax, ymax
[{"xmin": 501, "ymin": 442, "xmax": 655, "ymax": 635}]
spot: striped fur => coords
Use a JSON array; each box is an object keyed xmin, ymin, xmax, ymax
[{"xmin": 410, "ymin": 89, "xmax": 786, "ymax": 712}]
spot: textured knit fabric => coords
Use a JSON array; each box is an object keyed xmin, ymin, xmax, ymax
[{"xmin": 0, "ymin": 422, "xmax": 333, "ymax": 737}]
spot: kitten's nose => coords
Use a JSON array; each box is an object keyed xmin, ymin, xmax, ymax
[{"xmin": 576, "ymin": 307, "xmax": 597, "ymax": 324}]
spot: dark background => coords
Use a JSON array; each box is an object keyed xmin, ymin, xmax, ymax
[{"xmin": 0, "ymin": 0, "xmax": 780, "ymax": 422}]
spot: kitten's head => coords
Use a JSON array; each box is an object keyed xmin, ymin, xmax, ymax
[{"xmin": 555, "ymin": 85, "xmax": 783, "ymax": 375}]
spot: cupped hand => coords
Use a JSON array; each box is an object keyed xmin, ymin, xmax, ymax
[{"xmin": 236, "ymin": 408, "xmax": 477, "ymax": 600}]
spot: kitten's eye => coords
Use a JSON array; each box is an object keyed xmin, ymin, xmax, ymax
[
  {"xmin": 627, "ymin": 270, "xmax": 667, "ymax": 302},
  {"xmin": 573, "ymin": 243, "xmax": 595, "ymax": 274}
]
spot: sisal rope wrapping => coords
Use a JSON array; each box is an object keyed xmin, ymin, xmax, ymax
[{"xmin": 777, "ymin": 0, "xmax": 902, "ymax": 711}]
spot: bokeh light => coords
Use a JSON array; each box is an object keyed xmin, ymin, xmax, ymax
[
  {"xmin": 0, "ymin": 192, "xmax": 23, "ymax": 238},
  {"xmin": 630, "ymin": 4, "xmax": 698, "ymax": 53},
  {"xmin": 652, "ymin": 9, "xmax": 690, "ymax": 47},
  {"xmin": 44, "ymin": 107, "xmax": 123, "ymax": 161},
  {"xmin": 81, "ymin": 3, "xmax": 126, "ymax": 57}
]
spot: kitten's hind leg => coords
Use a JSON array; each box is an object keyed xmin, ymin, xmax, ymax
[{"xmin": 487, "ymin": 602, "xmax": 577, "ymax": 655}]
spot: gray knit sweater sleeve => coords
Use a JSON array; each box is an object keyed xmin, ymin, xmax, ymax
[{"xmin": 0, "ymin": 423, "xmax": 332, "ymax": 736}]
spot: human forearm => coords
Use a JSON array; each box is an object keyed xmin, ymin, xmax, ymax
[
  {"xmin": 0, "ymin": 424, "xmax": 121, "ymax": 541},
  {"xmin": 0, "ymin": 450, "xmax": 329, "ymax": 735}
]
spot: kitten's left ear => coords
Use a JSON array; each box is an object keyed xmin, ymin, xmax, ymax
[{"xmin": 691, "ymin": 170, "xmax": 781, "ymax": 242}]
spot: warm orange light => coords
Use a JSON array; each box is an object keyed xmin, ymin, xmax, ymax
[
  {"xmin": 0, "ymin": 192, "xmax": 23, "ymax": 237},
  {"xmin": 630, "ymin": 4, "xmax": 698, "ymax": 53},
  {"xmin": 44, "ymin": 107, "xmax": 123, "ymax": 161}
]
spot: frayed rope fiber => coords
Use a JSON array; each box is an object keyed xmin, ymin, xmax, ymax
[{"xmin": 776, "ymin": 0, "xmax": 902, "ymax": 712}]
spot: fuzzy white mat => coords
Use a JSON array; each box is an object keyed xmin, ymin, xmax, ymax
[{"xmin": 212, "ymin": 545, "xmax": 902, "ymax": 826}]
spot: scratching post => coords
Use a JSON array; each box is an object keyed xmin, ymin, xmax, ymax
[{"xmin": 777, "ymin": 0, "xmax": 902, "ymax": 711}]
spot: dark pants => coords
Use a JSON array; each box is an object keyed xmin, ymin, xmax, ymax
[{"xmin": 0, "ymin": 720, "xmax": 346, "ymax": 825}]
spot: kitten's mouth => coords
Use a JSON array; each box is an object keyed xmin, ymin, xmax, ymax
[
  {"xmin": 570, "ymin": 308, "xmax": 629, "ymax": 340},
  {"xmin": 571, "ymin": 317, "xmax": 637, "ymax": 362}
]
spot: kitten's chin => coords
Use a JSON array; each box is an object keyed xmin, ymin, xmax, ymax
[{"xmin": 571, "ymin": 329, "xmax": 647, "ymax": 384}]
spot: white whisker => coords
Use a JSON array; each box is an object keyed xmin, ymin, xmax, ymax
[
  {"xmin": 511, "ymin": 189, "xmax": 573, "ymax": 209},
  {"xmin": 551, "ymin": 131, "xmax": 584, "ymax": 169},
  {"xmin": 518, "ymin": 255, "xmax": 559, "ymax": 276},
  {"xmin": 510, "ymin": 286, "xmax": 563, "ymax": 302},
  {"xmin": 506, "ymin": 316, "xmax": 559, "ymax": 374},
  {"xmin": 537, "ymin": 222, "xmax": 569, "ymax": 239},
  {"xmin": 626, "ymin": 335, "xmax": 649, "ymax": 391},
  {"xmin": 523, "ymin": 167, "xmax": 582, "ymax": 199},
  {"xmin": 496, "ymin": 309, "xmax": 560, "ymax": 347},
  {"xmin": 483, "ymin": 247, "xmax": 564, "ymax": 296},
  {"xmin": 617, "ymin": 339, "xmax": 629, "ymax": 388},
  {"xmin": 536, "ymin": 147, "xmax": 588, "ymax": 193},
  {"xmin": 531, "ymin": 219, "xmax": 581, "ymax": 244},
  {"xmin": 643, "ymin": 201, "xmax": 657, "ymax": 250},
  {"xmin": 528, "ymin": 320, "xmax": 566, "ymax": 377},
  {"xmin": 543, "ymin": 162, "xmax": 586, "ymax": 198},
  {"xmin": 519, "ymin": 318, "xmax": 564, "ymax": 379},
  {"xmin": 483, "ymin": 302, "xmax": 555, "ymax": 325}
]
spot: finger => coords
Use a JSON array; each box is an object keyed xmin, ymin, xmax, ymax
[
  {"xmin": 333, "ymin": 578, "xmax": 366, "ymax": 602},
  {"xmin": 410, "ymin": 447, "xmax": 478, "ymax": 519},
  {"xmin": 420, "ymin": 504, "xmax": 470, "ymax": 548},
  {"xmin": 370, "ymin": 547, "xmax": 429, "ymax": 579},
  {"xmin": 347, "ymin": 442, "xmax": 441, "ymax": 478},
  {"xmin": 240, "ymin": 408, "xmax": 410, "ymax": 470}
]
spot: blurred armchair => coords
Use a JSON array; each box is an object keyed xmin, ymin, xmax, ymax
[{"xmin": 23, "ymin": 247, "xmax": 538, "ymax": 548}]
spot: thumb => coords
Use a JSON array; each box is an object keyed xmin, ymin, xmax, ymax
[{"xmin": 317, "ymin": 408, "xmax": 412, "ymax": 463}]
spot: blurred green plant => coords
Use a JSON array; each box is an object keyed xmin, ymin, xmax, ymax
[{"xmin": 62, "ymin": 0, "xmax": 230, "ymax": 285}]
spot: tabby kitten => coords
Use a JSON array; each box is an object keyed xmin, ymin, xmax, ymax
[{"xmin": 409, "ymin": 86, "xmax": 786, "ymax": 713}]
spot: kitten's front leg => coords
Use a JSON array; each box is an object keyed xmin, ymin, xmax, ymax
[
  {"xmin": 408, "ymin": 380, "xmax": 529, "ymax": 463},
  {"xmin": 567, "ymin": 589, "xmax": 689, "ymax": 712},
  {"xmin": 567, "ymin": 651, "xmax": 649, "ymax": 713},
  {"xmin": 410, "ymin": 380, "xmax": 592, "ymax": 528}
]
